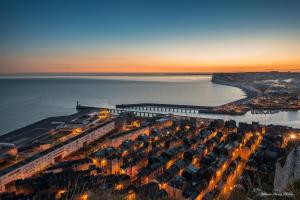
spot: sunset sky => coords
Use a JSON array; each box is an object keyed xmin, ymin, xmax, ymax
[{"xmin": 1, "ymin": 0, "xmax": 300, "ymax": 74}]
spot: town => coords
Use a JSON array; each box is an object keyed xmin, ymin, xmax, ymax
[
  {"xmin": 112, "ymin": 72, "xmax": 300, "ymax": 117},
  {"xmin": 212, "ymin": 72, "xmax": 300, "ymax": 115},
  {"xmin": 0, "ymin": 107, "xmax": 299, "ymax": 200},
  {"xmin": 1, "ymin": 0, "xmax": 300, "ymax": 199}
]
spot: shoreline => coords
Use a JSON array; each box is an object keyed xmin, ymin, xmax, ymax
[
  {"xmin": 211, "ymin": 74, "xmax": 261, "ymax": 99},
  {"xmin": 1, "ymin": 73, "xmax": 298, "ymax": 140}
]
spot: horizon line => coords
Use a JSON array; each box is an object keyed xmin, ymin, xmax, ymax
[{"xmin": 1, "ymin": 71, "xmax": 300, "ymax": 77}]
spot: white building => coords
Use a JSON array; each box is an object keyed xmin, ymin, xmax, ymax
[{"xmin": 0, "ymin": 120, "xmax": 115, "ymax": 193}]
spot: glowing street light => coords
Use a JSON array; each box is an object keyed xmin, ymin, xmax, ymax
[
  {"xmin": 80, "ymin": 193, "xmax": 88, "ymax": 200},
  {"xmin": 290, "ymin": 134, "xmax": 296, "ymax": 139}
]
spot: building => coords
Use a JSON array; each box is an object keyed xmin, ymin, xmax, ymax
[
  {"xmin": 0, "ymin": 120, "xmax": 115, "ymax": 193},
  {"xmin": 153, "ymin": 117, "xmax": 173, "ymax": 130},
  {"xmin": 106, "ymin": 126, "xmax": 150, "ymax": 147}
]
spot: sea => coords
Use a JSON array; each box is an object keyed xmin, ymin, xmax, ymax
[{"xmin": 0, "ymin": 75, "xmax": 299, "ymax": 135}]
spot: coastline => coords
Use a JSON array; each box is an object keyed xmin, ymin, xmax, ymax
[
  {"xmin": 1, "ymin": 73, "xmax": 298, "ymax": 140},
  {"xmin": 211, "ymin": 73, "xmax": 261, "ymax": 98},
  {"xmin": 0, "ymin": 75, "xmax": 247, "ymax": 141}
]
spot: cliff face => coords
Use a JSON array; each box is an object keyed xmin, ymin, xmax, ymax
[
  {"xmin": 274, "ymin": 145, "xmax": 300, "ymax": 192},
  {"xmin": 211, "ymin": 73, "xmax": 231, "ymax": 84},
  {"xmin": 211, "ymin": 73, "xmax": 261, "ymax": 97}
]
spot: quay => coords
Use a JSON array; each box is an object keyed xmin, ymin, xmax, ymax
[{"xmin": 0, "ymin": 109, "xmax": 96, "ymax": 147}]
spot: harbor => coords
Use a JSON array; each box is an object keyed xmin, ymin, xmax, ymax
[{"xmin": 0, "ymin": 106, "xmax": 299, "ymax": 200}]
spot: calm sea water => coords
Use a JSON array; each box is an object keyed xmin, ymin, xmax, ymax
[{"xmin": 0, "ymin": 75, "xmax": 299, "ymax": 135}]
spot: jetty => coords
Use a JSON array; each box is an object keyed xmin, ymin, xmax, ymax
[{"xmin": 115, "ymin": 103, "xmax": 247, "ymax": 115}]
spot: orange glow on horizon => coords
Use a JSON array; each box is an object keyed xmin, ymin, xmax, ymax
[
  {"xmin": 1, "ymin": 23, "xmax": 300, "ymax": 74},
  {"xmin": 1, "ymin": 56, "xmax": 299, "ymax": 73},
  {"xmin": 1, "ymin": 39, "xmax": 300, "ymax": 74},
  {"xmin": 1, "ymin": 61, "xmax": 299, "ymax": 74}
]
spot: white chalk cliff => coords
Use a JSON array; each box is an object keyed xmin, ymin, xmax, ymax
[{"xmin": 274, "ymin": 145, "xmax": 300, "ymax": 191}]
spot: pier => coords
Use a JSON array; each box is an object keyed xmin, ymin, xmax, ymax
[
  {"xmin": 108, "ymin": 108, "xmax": 163, "ymax": 118},
  {"xmin": 76, "ymin": 102, "xmax": 248, "ymax": 115},
  {"xmin": 116, "ymin": 103, "xmax": 210, "ymax": 113},
  {"xmin": 115, "ymin": 103, "xmax": 247, "ymax": 115},
  {"xmin": 76, "ymin": 104, "xmax": 167, "ymax": 117}
]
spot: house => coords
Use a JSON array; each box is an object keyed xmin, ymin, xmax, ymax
[
  {"xmin": 167, "ymin": 176, "xmax": 186, "ymax": 200},
  {"xmin": 106, "ymin": 126, "xmax": 150, "ymax": 147},
  {"xmin": 44, "ymin": 158, "xmax": 93, "ymax": 174}
]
